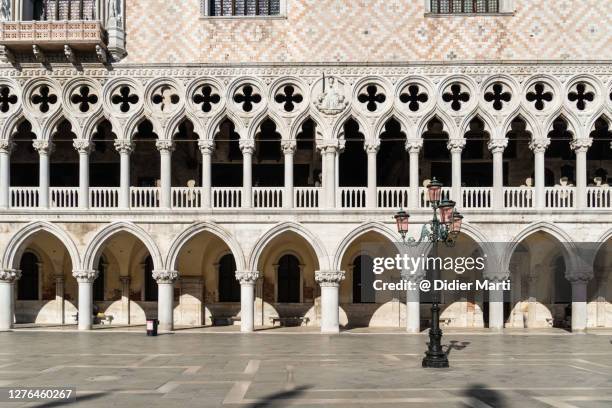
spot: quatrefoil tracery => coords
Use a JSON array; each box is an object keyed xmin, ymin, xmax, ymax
[
  {"xmin": 442, "ymin": 83, "xmax": 470, "ymax": 111},
  {"xmin": 193, "ymin": 85, "xmax": 221, "ymax": 113},
  {"xmin": 111, "ymin": 86, "xmax": 140, "ymax": 113},
  {"xmin": 275, "ymin": 85, "xmax": 303, "ymax": 112},
  {"xmin": 0, "ymin": 86, "xmax": 18, "ymax": 113},
  {"xmin": 70, "ymin": 86, "xmax": 98, "ymax": 113},
  {"xmin": 358, "ymin": 85, "xmax": 386, "ymax": 112},
  {"xmin": 484, "ymin": 83, "xmax": 512, "ymax": 111},
  {"xmin": 568, "ymin": 83, "xmax": 594, "ymax": 111},
  {"xmin": 526, "ymin": 83, "xmax": 553, "ymax": 111},
  {"xmin": 399, "ymin": 84, "xmax": 428, "ymax": 112},
  {"xmin": 31, "ymin": 85, "xmax": 58, "ymax": 113},
  {"xmin": 152, "ymin": 86, "xmax": 180, "ymax": 113},
  {"xmin": 234, "ymin": 85, "xmax": 262, "ymax": 113}
]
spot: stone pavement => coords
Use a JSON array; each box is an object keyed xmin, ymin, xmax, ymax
[{"xmin": 0, "ymin": 331, "xmax": 610, "ymax": 407}]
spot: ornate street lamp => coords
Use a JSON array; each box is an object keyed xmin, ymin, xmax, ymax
[{"xmin": 394, "ymin": 177, "xmax": 463, "ymax": 368}]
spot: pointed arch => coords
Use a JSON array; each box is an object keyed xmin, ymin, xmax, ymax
[
  {"xmin": 165, "ymin": 111, "xmax": 204, "ymax": 141},
  {"xmin": 544, "ymin": 110, "xmax": 583, "ymax": 140},
  {"xmin": 502, "ymin": 109, "xmax": 539, "ymax": 140},
  {"xmin": 290, "ymin": 110, "xmax": 327, "ymax": 141},
  {"xmin": 459, "ymin": 109, "xmax": 497, "ymax": 139},
  {"xmin": 248, "ymin": 222, "xmax": 330, "ymax": 271},
  {"xmin": 42, "ymin": 113, "xmax": 80, "ymax": 141},
  {"xmin": 165, "ymin": 222, "xmax": 246, "ymax": 271},
  {"xmin": 587, "ymin": 112, "xmax": 612, "ymax": 134},
  {"xmin": 333, "ymin": 113, "xmax": 371, "ymax": 143},
  {"xmin": 333, "ymin": 222, "xmax": 399, "ymax": 271},
  {"xmin": 247, "ymin": 111, "xmax": 288, "ymax": 141},
  {"xmin": 374, "ymin": 110, "xmax": 409, "ymax": 140},
  {"xmin": 82, "ymin": 222, "xmax": 163, "ymax": 272},
  {"xmin": 3, "ymin": 114, "xmax": 30, "ymax": 141},
  {"xmin": 2, "ymin": 221, "xmax": 81, "ymax": 271},
  {"xmin": 416, "ymin": 109, "xmax": 457, "ymax": 140},
  {"xmin": 206, "ymin": 109, "xmax": 245, "ymax": 141}
]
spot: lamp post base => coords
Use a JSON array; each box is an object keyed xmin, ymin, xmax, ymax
[{"xmin": 422, "ymin": 353, "xmax": 449, "ymax": 368}]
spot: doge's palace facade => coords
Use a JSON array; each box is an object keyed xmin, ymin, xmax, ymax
[{"xmin": 0, "ymin": 0, "xmax": 611, "ymax": 334}]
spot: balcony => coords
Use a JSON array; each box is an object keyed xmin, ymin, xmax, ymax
[{"xmin": 7, "ymin": 186, "xmax": 612, "ymax": 211}]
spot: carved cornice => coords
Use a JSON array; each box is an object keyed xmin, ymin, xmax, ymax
[
  {"xmin": 236, "ymin": 270, "xmax": 260, "ymax": 285},
  {"xmin": 0, "ymin": 269, "xmax": 21, "ymax": 283},
  {"xmin": 315, "ymin": 270, "xmax": 345, "ymax": 287},
  {"xmin": 72, "ymin": 269, "xmax": 99, "ymax": 283},
  {"xmin": 152, "ymin": 269, "xmax": 179, "ymax": 283}
]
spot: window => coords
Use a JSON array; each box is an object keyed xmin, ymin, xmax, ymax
[
  {"xmin": 17, "ymin": 252, "xmax": 39, "ymax": 301},
  {"xmin": 218, "ymin": 254, "xmax": 240, "ymax": 302},
  {"xmin": 27, "ymin": 0, "xmax": 96, "ymax": 21},
  {"xmin": 430, "ymin": 0, "xmax": 500, "ymax": 14},
  {"xmin": 206, "ymin": 0, "xmax": 281, "ymax": 17}
]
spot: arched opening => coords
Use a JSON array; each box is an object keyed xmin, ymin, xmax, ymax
[
  {"xmin": 132, "ymin": 120, "xmax": 160, "ymax": 188},
  {"xmin": 587, "ymin": 117, "xmax": 612, "ymax": 191},
  {"xmin": 10, "ymin": 120, "xmax": 38, "ymax": 193},
  {"xmin": 462, "ymin": 117, "xmax": 492, "ymax": 187},
  {"xmin": 254, "ymin": 118, "xmax": 282, "ymax": 187},
  {"xmin": 143, "ymin": 255, "xmax": 157, "ymax": 301},
  {"xmin": 339, "ymin": 118, "xmax": 366, "ymax": 187},
  {"xmin": 277, "ymin": 254, "xmax": 300, "ymax": 303},
  {"xmin": 546, "ymin": 117, "xmax": 575, "ymax": 186},
  {"xmin": 377, "ymin": 118, "xmax": 409, "ymax": 187},
  {"xmin": 218, "ymin": 254, "xmax": 240, "ymax": 302},
  {"xmin": 295, "ymin": 118, "xmax": 322, "ymax": 187},
  {"xmin": 93, "ymin": 257, "xmax": 106, "ymax": 302},
  {"xmin": 352, "ymin": 254, "xmax": 375, "ymax": 304},
  {"xmin": 421, "ymin": 117, "xmax": 450, "ymax": 185},
  {"xmin": 505, "ymin": 117, "xmax": 532, "ymax": 187},
  {"xmin": 17, "ymin": 252, "xmax": 39, "ymax": 301},
  {"xmin": 172, "ymin": 118, "xmax": 201, "ymax": 188},
  {"xmin": 90, "ymin": 120, "xmax": 119, "ymax": 188},
  {"xmin": 588, "ymin": 238, "xmax": 612, "ymax": 328},
  {"xmin": 212, "ymin": 118, "xmax": 242, "ymax": 187},
  {"xmin": 50, "ymin": 119, "xmax": 78, "ymax": 190}
]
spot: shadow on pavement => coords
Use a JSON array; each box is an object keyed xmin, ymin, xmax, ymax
[
  {"xmin": 247, "ymin": 385, "xmax": 311, "ymax": 407},
  {"xmin": 463, "ymin": 383, "xmax": 508, "ymax": 408},
  {"xmin": 445, "ymin": 340, "xmax": 470, "ymax": 356},
  {"xmin": 33, "ymin": 391, "xmax": 109, "ymax": 407}
]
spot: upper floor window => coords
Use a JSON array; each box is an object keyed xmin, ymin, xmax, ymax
[
  {"xmin": 207, "ymin": 0, "xmax": 281, "ymax": 17},
  {"xmin": 430, "ymin": 0, "xmax": 499, "ymax": 14},
  {"xmin": 28, "ymin": 0, "xmax": 96, "ymax": 21}
]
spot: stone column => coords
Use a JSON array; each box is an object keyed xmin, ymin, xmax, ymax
[
  {"xmin": 0, "ymin": 269, "xmax": 20, "ymax": 331},
  {"xmin": 320, "ymin": 145, "xmax": 337, "ymax": 208},
  {"xmin": 282, "ymin": 141, "xmax": 296, "ymax": 209},
  {"xmin": 596, "ymin": 275, "xmax": 608, "ymax": 328},
  {"xmin": 526, "ymin": 270, "xmax": 538, "ymax": 328},
  {"xmin": 315, "ymin": 270, "xmax": 345, "ymax": 333},
  {"xmin": 73, "ymin": 140, "xmax": 93, "ymax": 209},
  {"xmin": 571, "ymin": 138, "xmax": 592, "ymax": 209},
  {"xmin": 33, "ymin": 140, "xmax": 54, "ymax": 209},
  {"xmin": 488, "ymin": 139, "xmax": 508, "ymax": 209},
  {"xmin": 488, "ymin": 284, "xmax": 505, "ymax": 331},
  {"xmin": 120, "ymin": 276, "xmax": 131, "ymax": 325},
  {"xmin": 569, "ymin": 273, "xmax": 591, "ymax": 333},
  {"xmin": 529, "ymin": 138, "xmax": 550, "ymax": 210},
  {"xmin": 156, "ymin": 140, "xmax": 174, "ymax": 209},
  {"xmin": 72, "ymin": 270, "xmax": 98, "ymax": 331},
  {"xmin": 55, "ymin": 274, "xmax": 65, "ymax": 324},
  {"xmin": 401, "ymin": 270, "xmax": 424, "ymax": 333},
  {"xmin": 365, "ymin": 142, "xmax": 379, "ymax": 209},
  {"xmin": 153, "ymin": 270, "xmax": 178, "ymax": 332},
  {"xmin": 406, "ymin": 139, "xmax": 423, "ymax": 209},
  {"xmin": 114, "ymin": 139, "xmax": 133, "ymax": 209},
  {"xmin": 0, "ymin": 140, "xmax": 14, "ymax": 209},
  {"xmin": 198, "ymin": 140, "xmax": 214, "ymax": 209},
  {"xmin": 447, "ymin": 139, "xmax": 465, "ymax": 205},
  {"xmin": 240, "ymin": 141, "xmax": 254, "ymax": 208},
  {"xmin": 236, "ymin": 270, "xmax": 259, "ymax": 332}
]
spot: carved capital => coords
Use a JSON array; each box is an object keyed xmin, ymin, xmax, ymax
[
  {"xmin": 317, "ymin": 144, "xmax": 338, "ymax": 155},
  {"xmin": 0, "ymin": 269, "xmax": 21, "ymax": 283},
  {"xmin": 239, "ymin": 139, "xmax": 255, "ymax": 154},
  {"xmin": 400, "ymin": 270, "xmax": 425, "ymax": 283},
  {"xmin": 235, "ymin": 270, "xmax": 260, "ymax": 285},
  {"xmin": 0, "ymin": 139, "xmax": 15, "ymax": 154},
  {"xmin": 119, "ymin": 276, "xmax": 131, "ymax": 284},
  {"xmin": 114, "ymin": 139, "xmax": 134, "ymax": 154},
  {"xmin": 32, "ymin": 140, "xmax": 54, "ymax": 155},
  {"xmin": 315, "ymin": 270, "xmax": 345, "ymax": 287},
  {"xmin": 487, "ymin": 138, "xmax": 508, "ymax": 154},
  {"xmin": 73, "ymin": 139, "xmax": 94, "ymax": 154},
  {"xmin": 447, "ymin": 138, "xmax": 466, "ymax": 153},
  {"xmin": 198, "ymin": 139, "xmax": 215, "ymax": 155},
  {"xmin": 406, "ymin": 138, "xmax": 423, "ymax": 154},
  {"xmin": 364, "ymin": 142, "xmax": 380, "ymax": 154},
  {"xmin": 282, "ymin": 140, "xmax": 296, "ymax": 155},
  {"xmin": 529, "ymin": 138, "xmax": 550, "ymax": 154},
  {"xmin": 72, "ymin": 269, "xmax": 99, "ymax": 283},
  {"xmin": 156, "ymin": 139, "xmax": 175, "ymax": 153},
  {"xmin": 570, "ymin": 138, "xmax": 593, "ymax": 153},
  {"xmin": 566, "ymin": 270, "xmax": 593, "ymax": 283},
  {"xmin": 153, "ymin": 270, "xmax": 179, "ymax": 283}
]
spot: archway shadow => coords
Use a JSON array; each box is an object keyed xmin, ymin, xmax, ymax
[
  {"xmin": 463, "ymin": 383, "xmax": 508, "ymax": 407},
  {"xmin": 248, "ymin": 385, "xmax": 311, "ymax": 408}
]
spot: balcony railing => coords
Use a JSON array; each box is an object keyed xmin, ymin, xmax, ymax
[
  {"xmin": 0, "ymin": 20, "xmax": 105, "ymax": 52},
  {"xmin": 5, "ymin": 186, "xmax": 612, "ymax": 211}
]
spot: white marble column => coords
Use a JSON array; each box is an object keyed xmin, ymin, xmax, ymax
[
  {"xmin": 569, "ymin": 273, "xmax": 590, "ymax": 333},
  {"xmin": 236, "ymin": 270, "xmax": 259, "ymax": 332},
  {"xmin": 0, "ymin": 140, "xmax": 14, "ymax": 209},
  {"xmin": 365, "ymin": 143, "xmax": 379, "ymax": 209},
  {"xmin": 240, "ymin": 141, "xmax": 254, "ymax": 208},
  {"xmin": 73, "ymin": 140, "xmax": 93, "ymax": 209},
  {"xmin": 282, "ymin": 141, "xmax": 296, "ymax": 209},
  {"xmin": 320, "ymin": 145, "xmax": 337, "ymax": 208},
  {"xmin": 571, "ymin": 138, "xmax": 592, "ymax": 209},
  {"xmin": 0, "ymin": 269, "xmax": 20, "ymax": 331},
  {"xmin": 596, "ymin": 275, "xmax": 608, "ymax": 327},
  {"xmin": 315, "ymin": 270, "xmax": 345, "ymax": 333},
  {"xmin": 401, "ymin": 270, "xmax": 424, "ymax": 333},
  {"xmin": 156, "ymin": 140, "xmax": 174, "ymax": 209},
  {"xmin": 198, "ymin": 140, "xmax": 214, "ymax": 209},
  {"xmin": 114, "ymin": 139, "xmax": 133, "ymax": 209},
  {"xmin": 489, "ymin": 288, "xmax": 505, "ymax": 331},
  {"xmin": 33, "ymin": 140, "xmax": 53, "ymax": 209},
  {"xmin": 526, "ymin": 270, "xmax": 538, "ymax": 328},
  {"xmin": 488, "ymin": 138, "xmax": 508, "ymax": 209},
  {"xmin": 72, "ymin": 270, "xmax": 98, "ymax": 331},
  {"xmin": 529, "ymin": 138, "xmax": 550, "ymax": 209},
  {"xmin": 153, "ymin": 270, "xmax": 178, "ymax": 332},
  {"xmin": 406, "ymin": 139, "xmax": 423, "ymax": 209},
  {"xmin": 55, "ymin": 274, "xmax": 65, "ymax": 324},
  {"xmin": 120, "ymin": 276, "xmax": 131, "ymax": 325},
  {"xmin": 447, "ymin": 139, "xmax": 465, "ymax": 205}
]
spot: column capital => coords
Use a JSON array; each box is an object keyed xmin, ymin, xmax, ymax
[
  {"xmin": 570, "ymin": 138, "xmax": 593, "ymax": 153},
  {"xmin": 152, "ymin": 270, "xmax": 178, "ymax": 284},
  {"xmin": 318, "ymin": 144, "xmax": 338, "ymax": 155},
  {"xmin": 447, "ymin": 138, "xmax": 466, "ymax": 153},
  {"xmin": 566, "ymin": 270, "xmax": 593, "ymax": 283},
  {"xmin": 400, "ymin": 270, "xmax": 425, "ymax": 283},
  {"xmin": 282, "ymin": 140, "xmax": 297, "ymax": 155},
  {"xmin": 73, "ymin": 139, "xmax": 94, "ymax": 154},
  {"xmin": 0, "ymin": 269, "xmax": 21, "ymax": 283},
  {"xmin": 198, "ymin": 139, "xmax": 215, "ymax": 155},
  {"xmin": 487, "ymin": 138, "xmax": 508, "ymax": 154},
  {"xmin": 406, "ymin": 138, "xmax": 423, "ymax": 153},
  {"xmin": 315, "ymin": 270, "xmax": 345, "ymax": 287},
  {"xmin": 72, "ymin": 269, "xmax": 98, "ymax": 283},
  {"xmin": 483, "ymin": 273, "xmax": 510, "ymax": 283},
  {"xmin": 239, "ymin": 139, "xmax": 255, "ymax": 154},
  {"xmin": 114, "ymin": 138, "xmax": 134, "ymax": 154},
  {"xmin": 54, "ymin": 274, "xmax": 65, "ymax": 283},
  {"xmin": 236, "ymin": 270, "xmax": 260, "ymax": 285},
  {"xmin": 529, "ymin": 138, "xmax": 550, "ymax": 154},
  {"xmin": 156, "ymin": 139, "xmax": 175, "ymax": 153},
  {"xmin": 0, "ymin": 139, "xmax": 15, "ymax": 154},
  {"xmin": 364, "ymin": 142, "xmax": 380, "ymax": 154},
  {"xmin": 119, "ymin": 276, "xmax": 131, "ymax": 284},
  {"xmin": 32, "ymin": 139, "xmax": 54, "ymax": 155}
]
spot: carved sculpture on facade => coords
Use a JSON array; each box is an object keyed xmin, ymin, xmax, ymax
[
  {"xmin": 0, "ymin": 0, "xmax": 10, "ymax": 22},
  {"xmin": 314, "ymin": 75, "xmax": 349, "ymax": 116}
]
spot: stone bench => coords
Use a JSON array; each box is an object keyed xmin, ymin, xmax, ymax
[
  {"xmin": 270, "ymin": 316, "xmax": 310, "ymax": 327},
  {"xmin": 213, "ymin": 316, "xmax": 240, "ymax": 326}
]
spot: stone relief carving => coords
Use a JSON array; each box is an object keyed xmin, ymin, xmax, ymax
[{"xmin": 314, "ymin": 75, "xmax": 349, "ymax": 115}]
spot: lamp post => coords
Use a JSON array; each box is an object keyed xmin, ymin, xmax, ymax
[{"xmin": 394, "ymin": 177, "xmax": 463, "ymax": 368}]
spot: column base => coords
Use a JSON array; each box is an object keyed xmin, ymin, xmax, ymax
[
  {"xmin": 321, "ymin": 326, "xmax": 340, "ymax": 334},
  {"xmin": 158, "ymin": 323, "xmax": 174, "ymax": 332}
]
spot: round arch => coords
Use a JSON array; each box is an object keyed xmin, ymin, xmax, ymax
[
  {"xmin": 2, "ymin": 221, "xmax": 81, "ymax": 271},
  {"xmin": 165, "ymin": 222, "xmax": 246, "ymax": 271},
  {"xmin": 248, "ymin": 222, "xmax": 330, "ymax": 272},
  {"xmin": 82, "ymin": 222, "xmax": 163, "ymax": 272},
  {"xmin": 333, "ymin": 222, "xmax": 399, "ymax": 271}
]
